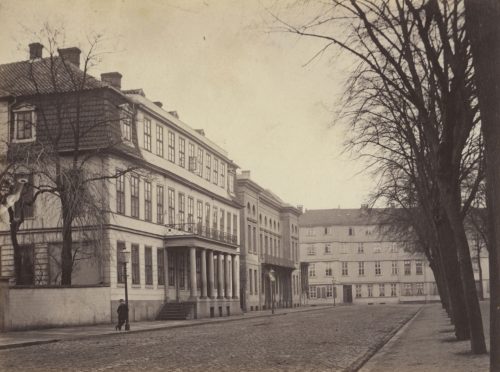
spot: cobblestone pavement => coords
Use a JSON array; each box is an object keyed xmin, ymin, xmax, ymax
[{"xmin": 0, "ymin": 305, "xmax": 420, "ymax": 372}]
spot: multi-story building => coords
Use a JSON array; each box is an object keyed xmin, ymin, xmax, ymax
[
  {"xmin": 0, "ymin": 43, "xmax": 242, "ymax": 324},
  {"xmin": 236, "ymin": 171, "xmax": 302, "ymax": 311},
  {"xmin": 299, "ymin": 207, "xmax": 441, "ymax": 305}
]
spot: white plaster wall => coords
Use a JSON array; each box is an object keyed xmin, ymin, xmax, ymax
[{"xmin": 7, "ymin": 286, "xmax": 111, "ymax": 330}]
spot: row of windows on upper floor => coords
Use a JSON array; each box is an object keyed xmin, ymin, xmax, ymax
[
  {"xmin": 308, "ymin": 282, "xmax": 436, "ymax": 299},
  {"xmin": 304, "ymin": 226, "xmax": 374, "ymax": 237},
  {"xmin": 305, "ymin": 242, "xmax": 401, "ymax": 256},
  {"xmin": 245, "ymin": 203, "xmax": 299, "ymax": 235},
  {"xmin": 244, "ymin": 224, "xmax": 300, "ymax": 262},
  {"xmin": 308, "ymin": 260, "xmax": 425, "ymax": 278},
  {"xmin": 115, "ymin": 170, "xmax": 238, "ymax": 237},
  {"xmin": 120, "ymin": 111, "xmax": 234, "ymax": 193}
]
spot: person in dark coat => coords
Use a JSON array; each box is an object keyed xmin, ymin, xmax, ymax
[{"xmin": 115, "ymin": 299, "xmax": 128, "ymax": 331}]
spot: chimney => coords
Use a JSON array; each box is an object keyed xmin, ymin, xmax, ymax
[
  {"xmin": 297, "ymin": 205, "xmax": 304, "ymax": 213},
  {"xmin": 153, "ymin": 101, "xmax": 163, "ymax": 108},
  {"xmin": 29, "ymin": 42, "xmax": 43, "ymax": 59},
  {"xmin": 101, "ymin": 72, "xmax": 122, "ymax": 90},
  {"xmin": 168, "ymin": 110, "xmax": 179, "ymax": 119},
  {"xmin": 241, "ymin": 170, "xmax": 251, "ymax": 179},
  {"xmin": 195, "ymin": 129, "xmax": 205, "ymax": 136},
  {"xmin": 58, "ymin": 47, "xmax": 81, "ymax": 68}
]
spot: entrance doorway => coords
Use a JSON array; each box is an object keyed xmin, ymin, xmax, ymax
[{"xmin": 343, "ymin": 285, "xmax": 353, "ymax": 303}]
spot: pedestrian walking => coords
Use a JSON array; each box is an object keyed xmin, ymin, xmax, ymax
[{"xmin": 115, "ymin": 299, "xmax": 128, "ymax": 331}]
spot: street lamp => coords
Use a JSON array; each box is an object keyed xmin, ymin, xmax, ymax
[
  {"xmin": 269, "ymin": 269, "xmax": 276, "ymax": 314},
  {"xmin": 120, "ymin": 248, "xmax": 131, "ymax": 331}
]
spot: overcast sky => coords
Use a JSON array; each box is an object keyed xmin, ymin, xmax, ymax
[{"xmin": 0, "ymin": 0, "xmax": 374, "ymax": 210}]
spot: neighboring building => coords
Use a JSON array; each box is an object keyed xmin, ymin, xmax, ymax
[
  {"xmin": 236, "ymin": 171, "xmax": 303, "ymax": 312},
  {"xmin": 0, "ymin": 43, "xmax": 242, "ymax": 326},
  {"xmin": 299, "ymin": 207, "xmax": 441, "ymax": 305}
]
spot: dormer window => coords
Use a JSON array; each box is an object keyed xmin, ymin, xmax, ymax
[
  {"xmin": 119, "ymin": 104, "xmax": 133, "ymax": 142},
  {"xmin": 13, "ymin": 105, "xmax": 36, "ymax": 142}
]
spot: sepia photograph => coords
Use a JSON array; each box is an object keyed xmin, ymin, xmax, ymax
[{"xmin": 0, "ymin": 0, "xmax": 499, "ymax": 371}]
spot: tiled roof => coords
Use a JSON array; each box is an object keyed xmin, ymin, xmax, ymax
[
  {"xmin": 0, "ymin": 57, "xmax": 107, "ymax": 96},
  {"xmin": 299, "ymin": 208, "xmax": 392, "ymax": 226}
]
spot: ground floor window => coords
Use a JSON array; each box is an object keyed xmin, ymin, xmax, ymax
[
  {"xmin": 403, "ymin": 283, "xmax": 412, "ymax": 296},
  {"xmin": 416, "ymin": 283, "xmax": 424, "ymax": 295},
  {"xmin": 391, "ymin": 283, "xmax": 397, "ymax": 297},
  {"xmin": 355, "ymin": 284, "xmax": 362, "ymax": 298},
  {"xmin": 379, "ymin": 284, "xmax": 385, "ymax": 297},
  {"xmin": 309, "ymin": 285, "xmax": 317, "ymax": 299},
  {"xmin": 367, "ymin": 284, "xmax": 373, "ymax": 297}
]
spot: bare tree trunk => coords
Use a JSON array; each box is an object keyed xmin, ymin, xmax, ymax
[
  {"xmin": 436, "ymin": 212, "xmax": 470, "ymax": 340},
  {"xmin": 60, "ymin": 194, "xmax": 73, "ymax": 286},
  {"xmin": 8, "ymin": 208, "xmax": 22, "ymax": 284},
  {"xmin": 465, "ymin": 0, "xmax": 500, "ymax": 367},
  {"xmin": 439, "ymin": 186, "xmax": 486, "ymax": 352}
]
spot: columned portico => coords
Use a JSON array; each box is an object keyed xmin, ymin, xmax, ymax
[
  {"xmin": 208, "ymin": 250, "xmax": 215, "ymax": 299},
  {"xmin": 201, "ymin": 249, "xmax": 208, "ymax": 298},
  {"xmin": 217, "ymin": 253, "xmax": 225, "ymax": 299},
  {"xmin": 232, "ymin": 255, "xmax": 239, "ymax": 299},
  {"xmin": 225, "ymin": 254, "xmax": 231, "ymax": 299},
  {"xmin": 189, "ymin": 247, "xmax": 197, "ymax": 299}
]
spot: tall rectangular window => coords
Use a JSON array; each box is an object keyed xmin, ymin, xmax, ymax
[
  {"xmin": 144, "ymin": 118, "xmax": 151, "ymax": 151},
  {"xmin": 130, "ymin": 175, "xmax": 139, "ymax": 218},
  {"xmin": 188, "ymin": 143, "xmax": 195, "ymax": 172},
  {"xmin": 247, "ymin": 225, "xmax": 252, "ymax": 252},
  {"xmin": 392, "ymin": 261, "xmax": 398, "ymax": 275},
  {"xmin": 197, "ymin": 200, "xmax": 203, "ymax": 226},
  {"xmin": 14, "ymin": 110, "xmax": 35, "ymax": 141},
  {"xmin": 157, "ymin": 248, "xmax": 165, "ymax": 285},
  {"xmin": 156, "ymin": 185, "xmax": 164, "ymax": 224},
  {"xmin": 379, "ymin": 284, "xmax": 385, "ymax": 297},
  {"xmin": 131, "ymin": 244, "xmax": 140, "ymax": 285},
  {"xmin": 357, "ymin": 243, "xmax": 364, "ymax": 253},
  {"xmin": 325, "ymin": 263, "xmax": 332, "ymax": 277},
  {"xmin": 144, "ymin": 181, "xmax": 152, "ymax": 221},
  {"xmin": 14, "ymin": 174, "xmax": 34, "ymax": 218},
  {"xmin": 358, "ymin": 261, "xmax": 365, "ymax": 276},
  {"xmin": 205, "ymin": 153, "xmax": 211, "ymax": 181},
  {"xmin": 145, "ymin": 246, "xmax": 153, "ymax": 285},
  {"xmin": 391, "ymin": 283, "xmax": 397, "ymax": 297},
  {"xmin": 249, "ymin": 268, "xmax": 253, "ymax": 294},
  {"xmin": 228, "ymin": 172, "xmax": 234, "ymax": 193},
  {"xmin": 213, "ymin": 207, "xmax": 218, "ymax": 230},
  {"xmin": 342, "ymin": 262, "xmax": 348, "ymax": 276},
  {"xmin": 168, "ymin": 251, "xmax": 175, "ymax": 286},
  {"xmin": 404, "ymin": 260, "xmax": 411, "ymax": 275},
  {"xmin": 205, "ymin": 203, "xmax": 211, "ymax": 228},
  {"xmin": 197, "ymin": 147, "xmax": 204, "ymax": 177},
  {"xmin": 309, "ymin": 264, "xmax": 316, "ymax": 277},
  {"xmin": 116, "ymin": 170, "xmax": 125, "ymax": 215},
  {"xmin": 254, "ymin": 269, "xmax": 258, "ymax": 295},
  {"xmin": 367, "ymin": 284, "xmax": 373, "ymax": 297},
  {"xmin": 220, "ymin": 162, "xmax": 226, "ymax": 188},
  {"xmin": 233, "ymin": 214, "xmax": 238, "ymax": 242},
  {"xmin": 253, "ymin": 227, "xmax": 257, "ymax": 252},
  {"xmin": 416, "ymin": 260, "xmax": 423, "ymax": 275},
  {"xmin": 187, "ymin": 197, "xmax": 194, "ymax": 227},
  {"xmin": 213, "ymin": 157, "xmax": 219, "ymax": 185},
  {"xmin": 416, "ymin": 283, "xmax": 424, "ymax": 295},
  {"xmin": 179, "ymin": 137, "xmax": 186, "ymax": 167},
  {"xmin": 227, "ymin": 211, "xmax": 231, "ymax": 236},
  {"xmin": 355, "ymin": 284, "xmax": 362, "ymax": 298},
  {"xmin": 168, "ymin": 188, "xmax": 175, "ymax": 225},
  {"xmin": 178, "ymin": 193, "xmax": 185, "ymax": 227},
  {"xmin": 156, "ymin": 125, "xmax": 164, "ymax": 157},
  {"xmin": 168, "ymin": 130, "xmax": 175, "ymax": 162},
  {"xmin": 219, "ymin": 209, "xmax": 225, "ymax": 236},
  {"xmin": 375, "ymin": 261, "xmax": 381, "ymax": 276},
  {"xmin": 117, "ymin": 241, "xmax": 126, "ymax": 284},
  {"xmin": 120, "ymin": 109, "xmax": 132, "ymax": 142}
]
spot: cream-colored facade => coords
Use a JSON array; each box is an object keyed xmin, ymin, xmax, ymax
[
  {"xmin": 0, "ymin": 47, "xmax": 243, "ymax": 322},
  {"xmin": 236, "ymin": 171, "xmax": 302, "ymax": 312},
  {"xmin": 299, "ymin": 208, "xmax": 440, "ymax": 305}
]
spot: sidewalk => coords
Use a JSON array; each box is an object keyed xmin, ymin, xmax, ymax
[
  {"xmin": 359, "ymin": 302, "xmax": 490, "ymax": 372},
  {"xmin": 0, "ymin": 304, "xmax": 331, "ymax": 350}
]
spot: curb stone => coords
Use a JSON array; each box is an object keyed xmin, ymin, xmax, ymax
[{"xmin": 346, "ymin": 306, "xmax": 424, "ymax": 372}]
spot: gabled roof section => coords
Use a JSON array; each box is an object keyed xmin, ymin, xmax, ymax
[
  {"xmin": 0, "ymin": 57, "xmax": 108, "ymax": 97},
  {"xmin": 299, "ymin": 208, "xmax": 391, "ymax": 227}
]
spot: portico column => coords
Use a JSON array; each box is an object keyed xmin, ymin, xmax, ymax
[
  {"xmin": 201, "ymin": 249, "xmax": 207, "ymax": 298},
  {"xmin": 208, "ymin": 250, "xmax": 215, "ymax": 299},
  {"xmin": 163, "ymin": 248, "xmax": 169, "ymax": 301},
  {"xmin": 218, "ymin": 253, "xmax": 224, "ymax": 298},
  {"xmin": 232, "ymin": 254, "xmax": 239, "ymax": 299},
  {"xmin": 189, "ymin": 247, "xmax": 197, "ymax": 299},
  {"xmin": 225, "ymin": 254, "xmax": 231, "ymax": 299}
]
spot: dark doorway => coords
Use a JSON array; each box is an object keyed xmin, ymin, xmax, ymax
[
  {"xmin": 343, "ymin": 285, "xmax": 353, "ymax": 303},
  {"xmin": 18, "ymin": 245, "xmax": 34, "ymax": 285}
]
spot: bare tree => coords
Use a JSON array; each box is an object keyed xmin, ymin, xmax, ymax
[
  {"xmin": 273, "ymin": 0, "xmax": 486, "ymax": 353},
  {"xmin": 465, "ymin": 0, "xmax": 500, "ymax": 368},
  {"xmin": 2, "ymin": 24, "xmax": 138, "ymax": 286}
]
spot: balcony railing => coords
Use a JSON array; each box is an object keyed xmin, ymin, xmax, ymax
[
  {"xmin": 261, "ymin": 254, "xmax": 296, "ymax": 269},
  {"xmin": 165, "ymin": 222, "xmax": 238, "ymax": 245}
]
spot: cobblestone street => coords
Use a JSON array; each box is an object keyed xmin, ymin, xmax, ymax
[{"xmin": 0, "ymin": 305, "xmax": 420, "ymax": 371}]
